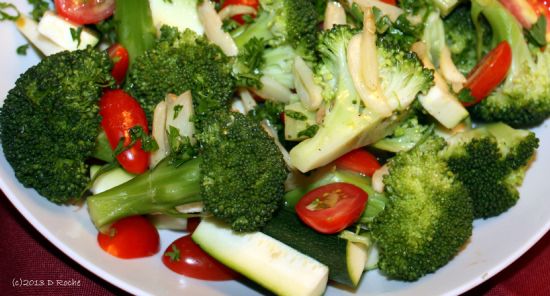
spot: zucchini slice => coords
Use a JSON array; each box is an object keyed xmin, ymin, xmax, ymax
[{"xmin": 192, "ymin": 218, "xmax": 329, "ymax": 296}]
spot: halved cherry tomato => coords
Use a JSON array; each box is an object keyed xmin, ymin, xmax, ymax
[
  {"xmin": 462, "ymin": 41, "xmax": 512, "ymax": 106},
  {"xmin": 295, "ymin": 182, "xmax": 368, "ymax": 234},
  {"xmin": 380, "ymin": 0, "xmax": 397, "ymax": 5},
  {"xmin": 54, "ymin": 0, "xmax": 115, "ymax": 25},
  {"xmin": 334, "ymin": 149, "xmax": 381, "ymax": 177},
  {"xmin": 162, "ymin": 235, "xmax": 238, "ymax": 280},
  {"xmin": 98, "ymin": 216, "xmax": 160, "ymax": 259},
  {"xmin": 220, "ymin": 0, "xmax": 259, "ymax": 24},
  {"xmin": 107, "ymin": 44, "xmax": 129, "ymax": 85},
  {"xmin": 99, "ymin": 89, "xmax": 150, "ymax": 174}
]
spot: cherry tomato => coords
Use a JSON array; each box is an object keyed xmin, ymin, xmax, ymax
[
  {"xmin": 98, "ymin": 216, "xmax": 160, "ymax": 259},
  {"xmin": 380, "ymin": 0, "xmax": 397, "ymax": 5},
  {"xmin": 107, "ymin": 44, "xmax": 129, "ymax": 85},
  {"xmin": 162, "ymin": 235, "xmax": 238, "ymax": 280},
  {"xmin": 220, "ymin": 0, "xmax": 259, "ymax": 24},
  {"xmin": 99, "ymin": 89, "xmax": 150, "ymax": 174},
  {"xmin": 463, "ymin": 41, "xmax": 512, "ymax": 106},
  {"xmin": 187, "ymin": 217, "xmax": 201, "ymax": 233},
  {"xmin": 334, "ymin": 149, "xmax": 381, "ymax": 177},
  {"xmin": 295, "ymin": 182, "xmax": 368, "ymax": 234},
  {"xmin": 54, "ymin": 0, "xmax": 115, "ymax": 25}
]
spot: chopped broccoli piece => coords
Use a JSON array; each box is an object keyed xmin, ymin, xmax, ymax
[
  {"xmin": 231, "ymin": 0, "xmax": 320, "ymax": 94},
  {"xmin": 371, "ymin": 135, "xmax": 473, "ymax": 281},
  {"xmin": 469, "ymin": 0, "xmax": 550, "ymax": 127},
  {"xmin": 0, "ymin": 48, "xmax": 114, "ymax": 203},
  {"xmin": 125, "ymin": 26, "xmax": 235, "ymax": 124},
  {"xmin": 443, "ymin": 123, "xmax": 539, "ymax": 218},
  {"xmin": 231, "ymin": 0, "xmax": 319, "ymax": 56},
  {"xmin": 443, "ymin": 3, "xmax": 492, "ymax": 75},
  {"xmin": 372, "ymin": 116, "xmax": 432, "ymax": 152},
  {"xmin": 289, "ymin": 25, "xmax": 433, "ymax": 172},
  {"xmin": 87, "ymin": 111, "xmax": 288, "ymax": 232}
]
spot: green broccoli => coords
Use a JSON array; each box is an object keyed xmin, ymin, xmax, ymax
[
  {"xmin": 231, "ymin": 0, "xmax": 319, "ymax": 56},
  {"xmin": 289, "ymin": 25, "xmax": 433, "ymax": 172},
  {"xmin": 125, "ymin": 26, "xmax": 235, "ymax": 124},
  {"xmin": 0, "ymin": 48, "xmax": 114, "ymax": 203},
  {"xmin": 443, "ymin": 123, "xmax": 539, "ymax": 218},
  {"xmin": 87, "ymin": 111, "xmax": 288, "ymax": 232},
  {"xmin": 469, "ymin": 0, "xmax": 550, "ymax": 127},
  {"xmin": 443, "ymin": 3, "xmax": 492, "ymax": 75},
  {"xmin": 372, "ymin": 115, "xmax": 433, "ymax": 153},
  {"xmin": 370, "ymin": 134, "xmax": 473, "ymax": 281},
  {"xmin": 231, "ymin": 0, "xmax": 320, "ymax": 92}
]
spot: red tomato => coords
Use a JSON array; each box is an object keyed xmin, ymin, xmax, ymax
[
  {"xmin": 99, "ymin": 89, "xmax": 150, "ymax": 174},
  {"xmin": 220, "ymin": 0, "xmax": 259, "ymax": 24},
  {"xmin": 463, "ymin": 41, "xmax": 512, "ymax": 106},
  {"xmin": 107, "ymin": 44, "xmax": 129, "ymax": 85},
  {"xmin": 380, "ymin": 0, "xmax": 397, "ymax": 5},
  {"xmin": 334, "ymin": 149, "xmax": 381, "ymax": 177},
  {"xmin": 162, "ymin": 235, "xmax": 238, "ymax": 280},
  {"xmin": 295, "ymin": 183, "xmax": 368, "ymax": 234},
  {"xmin": 54, "ymin": 0, "xmax": 114, "ymax": 25},
  {"xmin": 98, "ymin": 216, "xmax": 160, "ymax": 259},
  {"xmin": 187, "ymin": 217, "xmax": 201, "ymax": 233}
]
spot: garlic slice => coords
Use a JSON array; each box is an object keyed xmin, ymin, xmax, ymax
[
  {"xmin": 293, "ymin": 56, "xmax": 323, "ymax": 111},
  {"xmin": 150, "ymin": 101, "xmax": 168, "ymax": 168},
  {"xmin": 324, "ymin": 1, "xmax": 347, "ymax": 30},
  {"xmin": 198, "ymin": 1, "xmax": 238, "ymax": 56},
  {"xmin": 253, "ymin": 76, "xmax": 293, "ymax": 103}
]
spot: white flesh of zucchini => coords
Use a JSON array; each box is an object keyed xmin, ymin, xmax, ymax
[
  {"xmin": 149, "ymin": 0, "xmax": 204, "ymax": 35},
  {"xmin": 192, "ymin": 218, "xmax": 329, "ymax": 296},
  {"xmin": 89, "ymin": 165, "xmax": 136, "ymax": 195},
  {"xmin": 37, "ymin": 11, "xmax": 99, "ymax": 51},
  {"xmin": 16, "ymin": 15, "xmax": 64, "ymax": 56},
  {"xmin": 347, "ymin": 241, "xmax": 368, "ymax": 286}
]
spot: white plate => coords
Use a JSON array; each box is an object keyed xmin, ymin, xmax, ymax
[{"xmin": 1, "ymin": 1, "xmax": 549, "ymax": 295}]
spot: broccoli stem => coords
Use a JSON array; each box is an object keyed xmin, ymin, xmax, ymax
[
  {"xmin": 87, "ymin": 158, "xmax": 202, "ymax": 230},
  {"xmin": 231, "ymin": 12, "xmax": 274, "ymax": 48},
  {"xmin": 114, "ymin": 0, "xmax": 157, "ymax": 65}
]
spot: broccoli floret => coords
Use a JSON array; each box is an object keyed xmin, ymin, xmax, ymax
[
  {"xmin": 125, "ymin": 26, "xmax": 235, "ymax": 124},
  {"xmin": 231, "ymin": 0, "xmax": 320, "ymax": 94},
  {"xmin": 289, "ymin": 25, "xmax": 433, "ymax": 172},
  {"xmin": 231, "ymin": 0, "xmax": 319, "ymax": 55},
  {"xmin": 443, "ymin": 123, "xmax": 539, "ymax": 218},
  {"xmin": 87, "ymin": 111, "xmax": 288, "ymax": 232},
  {"xmin": 370, "ymin": 135, "xmax": 473, "ymax": 281},
  {"xmin": 469, "ymin": 0, "xmax": 550, "ymax": 127},
  {"xmin": 443, "ymin": 3, "xmax": 492, "ymax": 75},
  {"xmin": 0, "ymin": 48, "xmax": 114, "ymax": 203},
  {"xmin": 372, "ymin": 116, "xmax": 432, "ymax": 152}
]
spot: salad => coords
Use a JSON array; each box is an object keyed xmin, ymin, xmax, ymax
[{"xmin": 0, "ymin": 0, "xmax": 549, "ymax": 295}]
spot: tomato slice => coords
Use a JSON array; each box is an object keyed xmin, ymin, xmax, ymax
[
  {"xmin": 54, "ymin": 0, "xmax": 115, "ymax": 25},
  {"xmin": 98, "ymin": 216, "xmax": 160, "ymax": 259},
  {"xmin": 334, "ymin": 149, "xmax": 381, "ymax": 177},
  {"xmin": 463, "ymin": 41, "xmax": 512, "ymax": 106},
  {"xmin": 220, "ymin": 0, "xmax": 259, "ymax": 24},
  {"xmin": 380, "ymin": 0, "xmax": 397, "ymax": 5},
  {"xmin": 99, "ymin": 89, "xmax": 150, "ymax": 174},
  {"xmin": 107, "ymin": 44, "xmax": 129, "ymax": 85},
  {"xmin": 295, "ymin": 182, "xmax": 368, "ymax": 234},
  {"xmin": 162, "ymin": 235, "xmax": 238, "ymax": 280}
]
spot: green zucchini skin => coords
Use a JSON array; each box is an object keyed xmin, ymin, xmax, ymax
[{"xmin": 262, "ymin": 209, "xmax": 357, "ymax": 287}]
